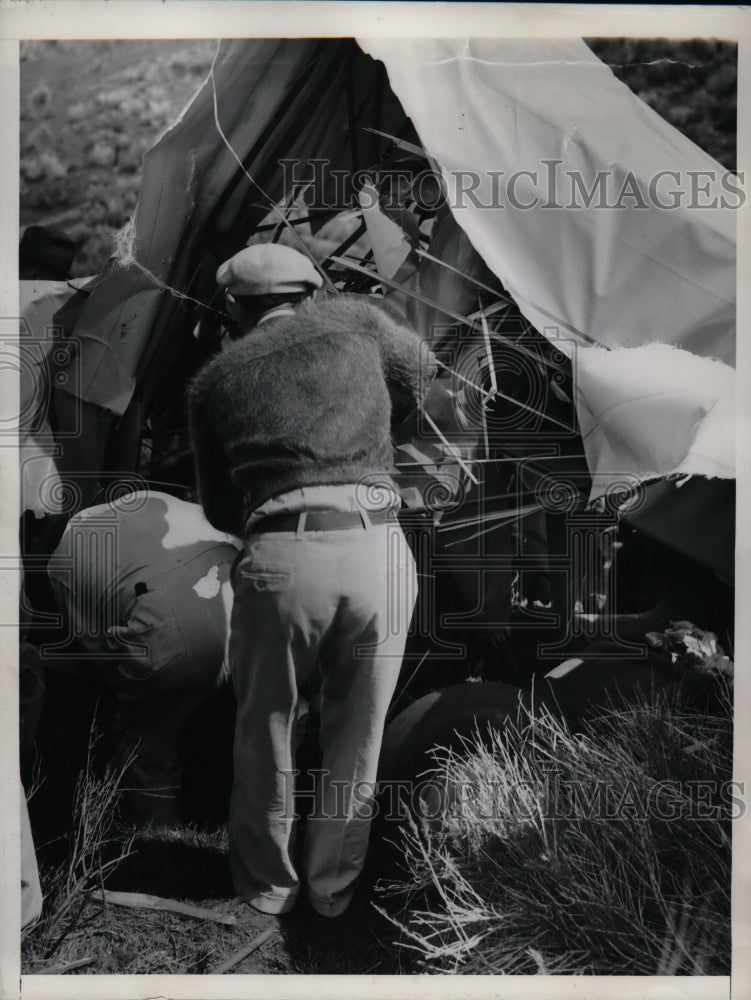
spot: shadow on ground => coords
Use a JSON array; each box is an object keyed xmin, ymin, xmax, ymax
[{"xmin": 105, "ymin": 836, "xmax": 234, "ymax": 901}]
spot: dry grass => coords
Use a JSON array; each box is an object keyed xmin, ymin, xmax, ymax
[
  {"xmin": 377, "ymin": 682, "xmax": 733, "ymax": 975},
  {"xmin": 21, "ymin": 732, "xmax": 272, "ymax": 975},
  {"xmin": 21, "ymin": 724, "xmax": 398, "ymax": 975},
  {"xmin": 22, "ymin": 733, "xmax": 136, "ymax": 970}
]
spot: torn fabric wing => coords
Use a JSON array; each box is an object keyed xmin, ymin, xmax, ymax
[
  {"xmin": 359, "ymin": 38, "xmax": 736, "ymax": 363},
  {"xmin": 359, "ymin": 37, "xmax": 737, "ymax": 498},
  {"xmin": 574, "ymin": 344, "xmax": 734, "ymax": 501}
]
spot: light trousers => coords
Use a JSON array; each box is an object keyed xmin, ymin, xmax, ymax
[{"xmin": 229, "ymin": 484, "xmax": 417, "ymax": 916}]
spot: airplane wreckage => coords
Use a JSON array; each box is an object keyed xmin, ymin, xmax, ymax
[{"xmin": 20, "ymin": 38, "xmax": 736, "ymax": 792}]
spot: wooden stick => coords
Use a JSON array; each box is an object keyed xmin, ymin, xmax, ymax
[
  {"xmin": 94, "ymin": 889, "xmax": 237, "ymax": 926},
  {"xmin": 210, "ymin": 925, "xmax": 278, "ymax": 975},
  {"xmin": 479, "ymin": 302, "xmax": 498, "ymax": 397},
  {"xmin": 34, "ymin": 955, "xmax": 96, "ymax": 975},
  {"xmin": 481, "ymin": 399, "xmax": 490, "ymax": 459}
]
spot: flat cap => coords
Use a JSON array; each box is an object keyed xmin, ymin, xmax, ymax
[{"xmin": 216, "ymin": 244, "xmax": 323, "ymax": 297}]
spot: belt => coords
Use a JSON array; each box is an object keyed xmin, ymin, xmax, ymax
[{"xmin": 250, "ymin": 509, "xmax": 398, "ymax": 534}]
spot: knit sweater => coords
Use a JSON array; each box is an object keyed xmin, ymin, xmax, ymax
[{"xmin": 188, "ymin": 294, "xmax": 433, "ymax": 536}]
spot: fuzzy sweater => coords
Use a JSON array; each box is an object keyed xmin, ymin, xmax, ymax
[{"xmin": 188, "ymin": 294, "xmax": 433, "ymax": 536}]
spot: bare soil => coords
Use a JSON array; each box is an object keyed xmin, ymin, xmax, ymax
[{"xmin": 21, "ymin": 40, "xmax": 217, "ymax": 276}]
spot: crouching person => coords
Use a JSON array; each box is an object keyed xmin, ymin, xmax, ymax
[
  {"xmin": 47, "ymin": 490, "xmax": 240, "ymax": 824},
  {"xmin": 189, "ymin": 245, "xmax": 431, "ymax": 917}
]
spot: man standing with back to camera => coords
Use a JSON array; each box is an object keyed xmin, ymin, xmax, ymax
[{"xmin": 189, "ymin": 243, "xmax": 431, "ymax": 917}]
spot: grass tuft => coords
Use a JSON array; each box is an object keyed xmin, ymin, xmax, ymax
[
  {"xmin": 377, "ymin": 681, "xmax": 732, "ymax": 975},
  {"xmin": 22, "ymin": 732, "xmax": 136, "ymax": 970}
]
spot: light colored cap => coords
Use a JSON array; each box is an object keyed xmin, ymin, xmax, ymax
[{"xmin": 216, "ymin": 244, "xmax": 323, "ymax": 296}]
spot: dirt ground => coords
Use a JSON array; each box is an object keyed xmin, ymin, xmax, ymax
[
  {"xmin": 22, "ymin": 805, "xmax": 416, "ymax": 976},
  {"xmin": 21, "ymin": 670, "xmax": 415, "ymax": 976},
  {"xmin": 20, "ymin": 40, "xmax": 217, "ymax": 276}
]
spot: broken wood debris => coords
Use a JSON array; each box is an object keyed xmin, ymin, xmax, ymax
[
  {"xmin": 34, "ymin": 955, "xmax": 96, "ymax": 975},
  {"xmin": 93, "ymin": 889, "xmax": 238, "ymax": 926},
  {"xmin": 210, "ymin": 924, "xmax": 278, "ymax": 974}
]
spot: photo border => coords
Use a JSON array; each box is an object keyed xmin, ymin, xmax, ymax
[{"xmin": 1, "ymin": 4, "xmax": 748, "ymax": 999}]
